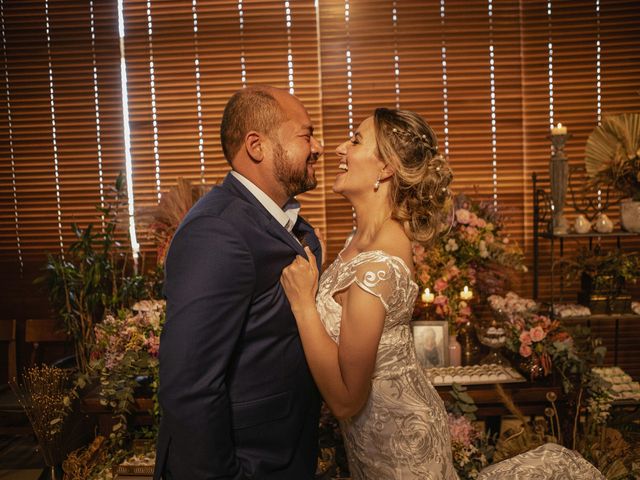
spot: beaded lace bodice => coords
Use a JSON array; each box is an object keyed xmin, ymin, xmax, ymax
[
  {"xmin": 316, "ymin": 250, "xmax": 458, "ymax": 479},
  {"xmin": 317, "ymin": 250, "xmax": 420, "ymax": 375}
]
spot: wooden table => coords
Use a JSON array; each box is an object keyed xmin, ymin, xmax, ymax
[
  {"xmin": 82, "ymin": 390, "xmax": 154, "ymax": 437},
  {"xmin": 437, "ymin": 381, "xmax": 563, "ymax": 434},
  {"xmin": 436, "ymin": 381, "xmax": 562, "ymax": 417},
  {"xmin": 83, "ymin": 381, "xmax": 563, "ymax": 438}
]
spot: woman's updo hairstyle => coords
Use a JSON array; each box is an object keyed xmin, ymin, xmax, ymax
[{"xmin": 373, "ymin": 107, "xmax": 453, "ymax": 247}]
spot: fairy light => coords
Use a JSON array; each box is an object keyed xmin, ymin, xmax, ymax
[
  {"xmin": 89, "ymin": 1, "xmax": 105, "ymax": 218},
  {"xmin": 345, "ymin": 0, "xmax": 355, "ymax": 228},
  {"xmin": 392, "ymin": 1, "xmax": 400, "ymax": 108},
  {"xmin": 440, "ymin": 0, "xmax": 450, "ymax": 158},
  {"xmin": 547, "ymin": 1, "xmax": 555, "ymax": 131},
  {"xmin": 1, "ymin": 1, "xmax": 23, "ymax": 271},
  {"xmin": 595, "ymin": 0, "xmax": 601, "ymax": 125},
  {"xmin": 488, "ymin": 0, "xmax": 498, "ymax": 208},
  {"xmin": 146, "ymin": 0, "xmax": 161, "ymax": 200},
  {"xmin": 44, "ymin": 0, "xmax": 64, "ymax": 253},
  {"xmin": 192, "ymin": 0, "xmax": 205, "ymax": 181},
  {"xmin": 345, "ymin": 1, "xmax": 353, "ymax": 138},
  {"xmin": 117, "ymin": 0, "xmax": 140, "ymax": 264},
  {"xmin": 596, "ymin": 0, "xmax": 602, "ymax": 209},
  {"xmin": 285, "ymin": 1, "xmax": 295, "ymax": 94},
  {"xmin": 238, "ymin": 0, "xmax": 246, "ymax": 86}
]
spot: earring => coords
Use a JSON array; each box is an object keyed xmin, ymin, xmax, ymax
[{"xmin": 374, "ymin": 175, "xmax": 381, "ymax": 192}]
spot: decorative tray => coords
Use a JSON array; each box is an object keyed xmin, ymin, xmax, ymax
[{"xmin": 426, "ymin": 364, "xmax": 526, "ymax": 386}]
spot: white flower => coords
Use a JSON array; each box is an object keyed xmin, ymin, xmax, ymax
[
  {"xmin": 455, "ymin": 208, "xmax": 471, "ymax": 225},
  {"xmin": 479, "ymin": 240, "xmax": 489, "ymax": 258},
  {"xmin": 445, "ymin": 238, "xmax": 459, "ymax": 252}
]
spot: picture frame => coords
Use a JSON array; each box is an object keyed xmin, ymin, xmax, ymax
[{"xmin": 412, "ymin": 320, "xmax": 449, "ymax": 368}]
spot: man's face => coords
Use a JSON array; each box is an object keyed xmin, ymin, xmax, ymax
[{"xmin": 270, "ymin": 96, "xmax": 323, "ymax": 199}]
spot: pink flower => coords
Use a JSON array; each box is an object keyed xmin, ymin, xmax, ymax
[
  {"xmin": 519, "ymin": 331, "xmax": 532, "ymax": 346},
  {"xmin": 412, "ymin": 244, "xmax": 426, "ymax": 264},
  {"xmin": 448, "ymin": 413, "xmax": 477, "ymax": 447},
  {"xmin": 530, "ymin": 326, "xmax": 546, "ymax": 342},
  {"xmin": 465, "ymin": 226, "xmax": 479, "ymax": 241},
  {"xmin": 476, "ymin": 218, "xmax": 486, "ymax": 228},
  {"xmin": 519, "ymin": 343, "xmax": 532, "ymax": 358},
  {"xmin": 434, "ymin": 278, "xmax": 449, "ymax": 293},
  {"xmin": 468, "ymin": 212, "xmax": 479, "ymax": 227},
  {"xmin": 455, "ymin": 208, "xmax": 471, "ymax": 224},
  {"xmin": 446, "ymin": 265, "xmax": 461, "ymax": 279},
  {"xmin": 419, "ymin": 270, "xmax": 431, "ymax": 285},
  {"xmin": 434, "ymin": 295, "xmax": 448, "ymax": 306},
  {"xmin": 145, "ymin": 333, "xmax": 160, "ymax": 357},
  {"xmin": 459, "ymin": 305, "xmax": 472, "ymax": 317}
]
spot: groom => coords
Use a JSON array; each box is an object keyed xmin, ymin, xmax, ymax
[{"xmin": 154, "ymin": 86, "xmax": 324, "ymax": 479}]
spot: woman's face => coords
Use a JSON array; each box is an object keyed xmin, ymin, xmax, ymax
[{"xmin": 332, "ymin": 116, "xmax": 386, "ymax": 196}]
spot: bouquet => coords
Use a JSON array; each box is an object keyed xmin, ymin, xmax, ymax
[
  {"xmin": 90, "ymin": 299, "xmax": 165, "ymax": 443},
  {"xmin": 413, "ymin": 193, "xmax": 526, "ymax": 332}
]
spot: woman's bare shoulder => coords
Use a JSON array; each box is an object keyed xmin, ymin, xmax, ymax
[{"xmin": 368, "ymin": 221, "xmax": 414, "ymax": 271}]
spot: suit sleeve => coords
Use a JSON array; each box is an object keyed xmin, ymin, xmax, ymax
[{"xmin": 159, "ymin": 215, "xmax": 254, "ymax": 480}]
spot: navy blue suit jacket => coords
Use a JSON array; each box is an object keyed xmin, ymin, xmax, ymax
[{"xmin": 154, "ymin": 173, "xmax": 322, "ymax": 480}]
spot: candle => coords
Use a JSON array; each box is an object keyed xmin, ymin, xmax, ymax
[
  {"xmin": 421, "ymin": 288, "xmax": 435, "ymax": 304},
  {"xmin": 550, "ymin": 122, "xmax": 568, "ymax": 135},
  {"xmin": 460, "ymin": 285, "xmax": 473, "ymax": 301}
]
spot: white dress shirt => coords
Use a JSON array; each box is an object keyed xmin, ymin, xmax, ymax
[{"xmin": 230, "ymin": 170, "xmax": 301, "ymax": 235}]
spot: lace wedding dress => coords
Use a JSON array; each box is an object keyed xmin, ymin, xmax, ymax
[
  {"xmin": 316, "ymin": 250, "xmax": 605, "ymax": 480},
  {"xmin": 317, "ymin": 250, "xmax": 458, "ymax": 479}
]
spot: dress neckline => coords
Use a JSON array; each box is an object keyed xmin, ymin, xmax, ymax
[{"xmin": 337, "ymin": 249, "xmax": 419, "ymax": 288}]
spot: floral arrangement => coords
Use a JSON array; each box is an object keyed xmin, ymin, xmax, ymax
[
  {"xmin": 445, "ymin": 384, "xmax": 495, "ymax": 479},
  {"xmin": 448, "ymin": 413, "xmax": 493, "ymax": 479},
  {"xmin": 487, "ymin": 292, "xmax": 573, "ymax": 380},
  {"xmin": 413, "ymin": 193, "xmax": 526, "ymax": 332},
  {"xmin": 90, "ymin": 299, "xmax": 165, "ymax": 444}
]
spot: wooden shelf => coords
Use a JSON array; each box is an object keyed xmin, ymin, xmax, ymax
[
  {"xmin": 560, "ymin": 313, "xmax": 640, "ymax": 321},
  {"xmin": 539, "ymin": 231, "xmax": 639, "ymax": 239}
]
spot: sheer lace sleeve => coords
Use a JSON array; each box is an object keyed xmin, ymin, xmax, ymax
[
  {"xmin": 351, "ymin": 260, "xmax": 398, "ymax": 311},
  {"xmin": 331, "ymin": 251, "xmax": 409, "ymax": 311}
]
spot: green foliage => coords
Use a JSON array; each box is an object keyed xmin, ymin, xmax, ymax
[
  {"xmin": 448, "ymin": 383, "xmax": 479, "ymax": 419},
  {"xmin": 557, "ymin": 247, "xmax": 640, "ymax": 294},
  {"xmin": 35, "ymin": 173, "xmax": 156, "ymax": 374}
]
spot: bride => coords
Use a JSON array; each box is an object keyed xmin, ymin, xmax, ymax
[{"xmin": 280, "ymin": 107, "xmax": 603, "ymax": 479}]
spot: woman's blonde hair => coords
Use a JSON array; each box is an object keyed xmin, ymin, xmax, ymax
[{"xmin": 373, "ymin": 107, "xmax": 453, "ymax": 247}]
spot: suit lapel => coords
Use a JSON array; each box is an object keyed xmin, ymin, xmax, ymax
[{"xmin": 222, "ymin": 173, "xmax": 308, "ymax": 257}]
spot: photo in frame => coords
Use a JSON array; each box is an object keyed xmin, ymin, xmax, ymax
[{"xmin": 412, "ymin": 320, "xmax": 449, "ymax": 368}]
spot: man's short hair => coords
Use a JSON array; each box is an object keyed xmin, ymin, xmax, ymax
[{"xmin": 220, "ymin": 87, "xmax": 286, "ymax": 163}]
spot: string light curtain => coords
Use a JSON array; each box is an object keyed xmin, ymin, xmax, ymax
[
  {"xmin": 0, "ymin": 0, "xmax": 123, "ymax": 265},
  {"xmin": 121, "ymin": 0, "xmax": 326, "ymax": 252}
]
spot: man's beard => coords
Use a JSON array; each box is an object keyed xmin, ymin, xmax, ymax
[{"xmin": 273, "ymin": 142, "xmax": 317, "ymax": 198}]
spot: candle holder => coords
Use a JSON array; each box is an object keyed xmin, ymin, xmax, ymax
[
  {"xmin": 549, "ymin": 133, "xmax": 572, "ymax": 234},
  {"xmin": 458, "ymin": 321, "xmax": 480, "ymax": 366}
]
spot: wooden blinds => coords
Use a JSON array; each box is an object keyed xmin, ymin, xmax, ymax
[
  {"xmin": 0, "ymin": 0, "xmax": 123, "ymax": 264},
  {"xmin": 1, "ymin": 0, "xmax": 640, "ymax": 283}
]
